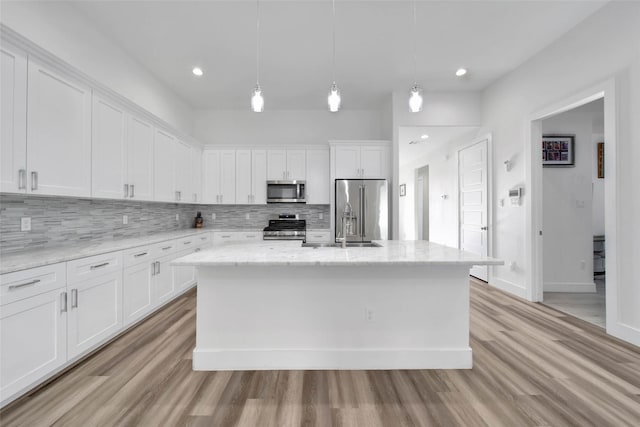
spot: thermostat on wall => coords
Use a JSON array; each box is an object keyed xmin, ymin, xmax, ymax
[{"xmin": 509, "ymin": 187, "xmax": 523, "ymax": 206}]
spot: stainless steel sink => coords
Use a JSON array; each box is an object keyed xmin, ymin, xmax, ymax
[{"xmin": 301, "ymin": 242, "xmax": 382, "ymax": 248}]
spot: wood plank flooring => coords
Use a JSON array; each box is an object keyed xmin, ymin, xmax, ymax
[{"xmin": 2, "ymin": 278, "xmax": 639, "ymax": 426}]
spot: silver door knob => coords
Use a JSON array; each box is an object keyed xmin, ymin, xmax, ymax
[{"xmin": 481, "ymin": 226, "xmax": 488, "ymax": 230}]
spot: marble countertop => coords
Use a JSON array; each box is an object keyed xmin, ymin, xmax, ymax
[
  {"xmin": 172, "ymin": 240, "xmax": 504, "ymax": 267},
  {"xmin": 1, "ymin": 229, "xmax": 215, "ymax": 275}
]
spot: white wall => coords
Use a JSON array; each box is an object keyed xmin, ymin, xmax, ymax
[
  {"xmin": 542, "ymin": 111, "xmax": 596, "ymax": 292},
  {"xmin": 392, "ymin": 92, "xmax": 483, "ymax": 239},
  {"xmin": 0, "ymin": 1, "xmax": 194, "ymax": 134},
  {"xmin": 194, "ymin": 109, "xmax": 385, "ymax": 146},
  {"xmin": 479, "ymin": 1, "xmax": 640, "ymax": 342}
]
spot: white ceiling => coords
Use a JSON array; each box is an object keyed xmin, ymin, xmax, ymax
[
  {"xmin": 72, "ymin": 0, "xmax": 606, "ymax": 110},
  {"xmin": 399, "ymin": 125, "xmax": 478, "ymax": 165}
]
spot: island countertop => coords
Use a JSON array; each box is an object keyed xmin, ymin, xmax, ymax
[{"xmin": 172, "ymin": 240, "xmax": 503, "ymax": 267}]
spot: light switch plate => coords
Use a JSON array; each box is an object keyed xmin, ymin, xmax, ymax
[
  {"xmin": 319, "ymin": 213, "xmax": 324, "ymax": 220},
  {"xmin": 175, "ymin": 214, "xmax": 179, "ymax": 221},
  {"xmin": 122, "ymin": 215, "xmax": 128, "ymax": 225},
  {"xmin": 21, "ymin": 217, "xmax": 31, "ymax": 232},
  {"xmin": 245, "ymin": 213, "xmax": 250, "ymax": 220}
]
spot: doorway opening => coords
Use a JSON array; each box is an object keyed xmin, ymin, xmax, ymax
[
  {"xmin": 416, "ymin": 165, "xmax": 429, "ymax": 240},
  {"xmin": 538, "ymin": 99, "xmax": 606, "ymax": 327}
]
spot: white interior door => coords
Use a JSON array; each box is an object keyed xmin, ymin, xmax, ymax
[{"xmin": 459, "ymin": 139, "xmax": 489, "ymax": 281}]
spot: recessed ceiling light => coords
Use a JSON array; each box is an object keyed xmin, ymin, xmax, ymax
[
  {"xmin": 192, "ymin": 67, "xmax": 204, "ymax": 77},
  {"xmin": 455, "ymin": 68, "xmax": 467, "ymax": 77},
  {"xmin": 420, "ymin": 134, "xmax": 429, "ymax": 140}
]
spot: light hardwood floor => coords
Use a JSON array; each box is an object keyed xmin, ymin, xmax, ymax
[{"xmin": 2, "ymin": 278, "xmax": 639, "ymax": 426}]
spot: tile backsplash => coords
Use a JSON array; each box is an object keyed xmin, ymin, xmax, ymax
[{"xmin": 0, "ymin": 194, "xmax": 330, "ymax": 254}]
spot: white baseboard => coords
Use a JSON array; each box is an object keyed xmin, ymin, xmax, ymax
[
  {"xmin": 544, "ymin": 282, "xmax": 596, "ymax": 293},
  {"xmin": 193, "ymin": 347, "xmax": 473, "ymax": 370},
  {"xmin": 490, "ymin": 277, "xmax": 528, "ymax": 299},
  {"xmin": 607, "ymin": 321, "xmax": 640, "ymax": 348}
]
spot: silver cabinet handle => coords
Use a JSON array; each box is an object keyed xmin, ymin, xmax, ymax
[
  {"xmin": 31, "ymin": 171, "xmax": 38, "ymax": 190},
  {"xmin": 9, "ymin": 278, "xmax": 41, "ymax": 290},
  {"xmin": 156, "ymin": 261, "xmax": 160, "ymax": 275},
  {"xmin": 90, "ymin": 262, "xmax": 109, "ymax": 270},
  {"xmin": 175, "ymin": 191, "xmax": 180, "ymax": 201},
  {"xmin": 71, "ymin": 288, "xmax": 78, "ymax": 308},
  {"xmin": 221, "ymin": 235, "xmax": 231, "ymax": 239},
  {"xmin": 183, "ymin": 241, "xmax": 192, "ymax": 245},
  {"xmin": 162, "ymin": 246, "xmax": 172, "ymax": 250},
  {"xmin": 124, "ymin": 184, "xmax": 129, "ymax": 198},
  {"xmin": 481, "ymin": 226, "xmax": 488, "ymax": 231},
  {"xmin": 194, "ymin": 193, "xmax": 197, "ymax": 202},
  {"xmin": 61, "ymin": 292, "xmax": 68, "ymax": 313},
  {"xmin": 360, "ymin": 185, "xmax": 365, "ymax": 238},
  {"xmin": 151, "ymin": 262, "xmax": 156, "ymax": 276},
  {"xmin": 200, "ymin": 236, "xmax": 207, "ymax": 240},
  {"xmin": 195, "ymin": 248, "xmax": 201, "ymax": 252},
  {"xmin": 220, "ymin": 194, "xmax": 223, "ymax": 204},
  {"xmin": 130, "ymin": 184, "xmax": 135, "ymax": 198},
  {"xmin": 18, "ymin": 169, "xmax": 26, "ymax": 189},
  {"xmin": 134, "ymin": 252, "xmax": 148, "ymax": 257}
]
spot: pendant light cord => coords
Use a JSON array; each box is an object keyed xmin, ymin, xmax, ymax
[
  {"xmin": 332, "ymin": 0, "xmax": 336, "ymax": 84},
  {"xmin": 256, "ymin": 0, "xmax": 260, "ymax": 86},
  {"xmin": 413, "ymin": 0, "xmax": 417, "ymax": 86}
]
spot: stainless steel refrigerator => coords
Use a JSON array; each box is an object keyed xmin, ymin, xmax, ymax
[{"xmin": 335, "ymin": 179, "xmax": 389, "ymax": 243}]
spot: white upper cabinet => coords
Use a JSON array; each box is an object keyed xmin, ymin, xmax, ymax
[
  {"xmin": 27, "ymin": 59, "xmax": 92, "ymax": 196},
  {"xmin": 203, "ymin": 150, "xmax": 235, "ymax": 204},
  {"xmin": 251, "ymin": 150, "xmax": 267, "ymax": 204},
  {"xmin": 235, "ymin": 149, "xmax": 268, "ymax": 204},
  {"xmin": 334, "ymin": 144, "xmax": 390, "ymax": 179},
  {"xmin": 153, "ymin": 129, "xmax": 176, "ymax": 202},
  {"xmin": 127, "ymin": 116, "xmax": 155, "ymax": 201},
  {"xmin": 0, "ymin": 45, "xmax": 27, "ymax": 193},
  {"xmin": 235, "ymin": 150, "xmax": 252, "ymax": 204},
  {"xmin": 306, "ymin": 149, "xmax": 330, "ymax": 204},
  {"xmin": 174, "ymin": 140, "xmax": 192, "ymax": 203},
  {"xmin": 91, "ymin": 95, "xmax": 127, "ymax": 199},
  {"xmin": 267, "ymin": 149, "xmax": 306, "ymax": 181},
  {"xmin": 191, "ymin": 147, "xmax": 203, "ymax": 204}
]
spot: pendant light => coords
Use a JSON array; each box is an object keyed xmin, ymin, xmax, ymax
[
  {"xmin": 328, "ymin": 0, "xmax": 341, "ymax": 112},
  {"xmin": 409, "ymin": 0, "xmax": 423, "ymax": 113},
  {"xmin": 251, "ymin": 0, "xmax": 264, "ymax": 112}
]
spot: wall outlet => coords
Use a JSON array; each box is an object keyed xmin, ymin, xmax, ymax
[
  {"xmin": 212, "ymin": 213, "xmax": 216, "ymax": 220},
  {"xmin": 175, "ymin": 214, "xmax": 179, "ymax": 221},
  {"xmin": 319, "ymin": 213, "xmax": 324, "ymax": 220},
  {"xmin": 365, "ymin": 307, "xmax": 374, "ymax": 322},
  {"xmin": 122, "ymin": 215, "xmax": 128, "ymax": 225},
  {"xmin": 245, "ymin": 213, "xmax": 250, "ymax": 220},
  {"xmin": 20, "ymin": 217, "xmax": 31, "ymax": 232}
]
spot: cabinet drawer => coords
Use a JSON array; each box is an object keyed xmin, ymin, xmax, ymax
[
  {"xmin": 177, "ymin": 236, "xmax": 198, "ymax": 250},
  {"xmin": 66, "ymin": 252, "xmax": 122, "ymax": 285},
  {"xmin": 241, "ymin": 232, "xmax": 261, "ymax": 241},
  {"xmin": 306, "ymin": 231, "xmax": 331, "ymax": 243},
  {"xmin": 154, "ymin": 240, "xmax": 177, "ymax": 257},
  {"xmin": 123, "ymin": 245, "xmax": 156, "ymax": 268},
  {"xmin": 1, "ymin": 263, "xmax": 66, "ymax": 306},
  {"xmin": 194, "ymin": 233, "xmax": 212, "ymax": 246}
]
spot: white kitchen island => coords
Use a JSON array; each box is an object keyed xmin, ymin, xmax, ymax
[{"xmin": 173, "ymin": 240, "xmax": 502, "ymax": 370}]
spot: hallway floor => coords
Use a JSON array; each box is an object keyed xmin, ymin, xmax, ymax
[{"xmin": 543, "ymin": 277, "xmax": 606, "ymax": 328}]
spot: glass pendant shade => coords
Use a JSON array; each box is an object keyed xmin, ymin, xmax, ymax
[
  {"xmin": 409, "ymin": 85, "xmax": 423, "ymax": 113},
  {"xmin": 251, "ymin": 85, "xmax": 264, "ymax": 113},
  {"xmin": 328, "ymin": 82, "xmax": 341, "ymax": 113}
]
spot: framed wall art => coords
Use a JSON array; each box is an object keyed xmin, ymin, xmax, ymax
[{"xmin": 542, "ymin": 135, "xmax": 575, "ymax": 167}]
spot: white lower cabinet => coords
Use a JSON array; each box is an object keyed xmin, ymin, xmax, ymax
[
  {"xmin": 123, "ymin": 261, "xmax": 154, "ymax": 327},
  {"xmin": 0, "ymin": 263, "xmax": 67, "ymax": 404},
  {"xmin": 67, "ymin": 271, "xmax": 122, "ymax": 359}
]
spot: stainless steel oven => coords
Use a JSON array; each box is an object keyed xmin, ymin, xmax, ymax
[{"xmin": 266, "ymin": 180, "xmax": 306, "ymax": 203}]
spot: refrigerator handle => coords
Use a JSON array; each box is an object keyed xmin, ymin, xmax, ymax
[{"xmin": 360, "ymin": 185, "xmax": 365, "ymax": 238}]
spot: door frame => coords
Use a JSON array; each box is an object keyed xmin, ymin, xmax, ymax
[
  {"xmin": 457, "ymin": 134, "xmax": 493, "ymax": 283},
  {"xmin": 526, "ymin": 79, "xmax": 620, "ymax": 336}
]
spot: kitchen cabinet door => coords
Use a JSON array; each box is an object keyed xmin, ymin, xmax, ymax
[
  {"xmin": 154, "ymin": 254, "xmax": 175, "ymax": 305},
  {"xmin": 153, "ymin": 129, "xmax": 176, "ymax": 202},
  {"xmin": 127, "ymin": 116, "xmax": 155, "ymax": 201},
  {"xmin": 174, "ymin": 140, "xmax": 192, "ymax": 203},
  {"xmin": 267, "ymin": 150, "xmax": 287, "ymax": 180},
  {"xmin": 27, "ymin": 60, "xmax": 92, "ymax": 197},
  {"xmin": 251, "ymin": 150, "xmax": 267, "ymax": 204},
  {"xmin": 91, "ymin": 95, "xmax": 127, "ymax": 199},
  {"xmin": 191, "ymin": 147, "xmax": 203, "ymax": 203},
  {"xmin": 305, "ymin": 149, "xmax": 330, "ymax": 204},
  {"xmin": 286, "ymin": 150, "xmax": 306, "ymax": 181},
  {"xmin": 219, "ymin": 150, "xmax": 236, "ymax": 204},
  {"xmin": 67, "ymin": 271, "xmax": 123, "ymax": 359},
  {"xmin": 334, "ymin": 146, "xmax": 361, "ymax": 179},
  {"xmin": 203, "ymin": 150, "xmax": 221, "ymax": 204},
  {"xmin": 0, "ymin": 289, "xmax": 67, "ymax": 403},
  {"xmin": 235, "ymin": 150, "xmax": 252, "ymax": 204},
  {"xmin": 360, "ymin": 146, "xmax": 389, "ymax": 179},
  {"xmin": 0, "ymin": 45, "xmax": 27, "ymax": 193},
  {"xmin": 123, "ymin": 262, "xmax": 154, "ymax": 327}
]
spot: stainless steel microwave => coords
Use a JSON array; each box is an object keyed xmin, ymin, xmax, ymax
[{"xmin": 266, "ymin": 180, "xmax": 306, "ymax": 203}]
